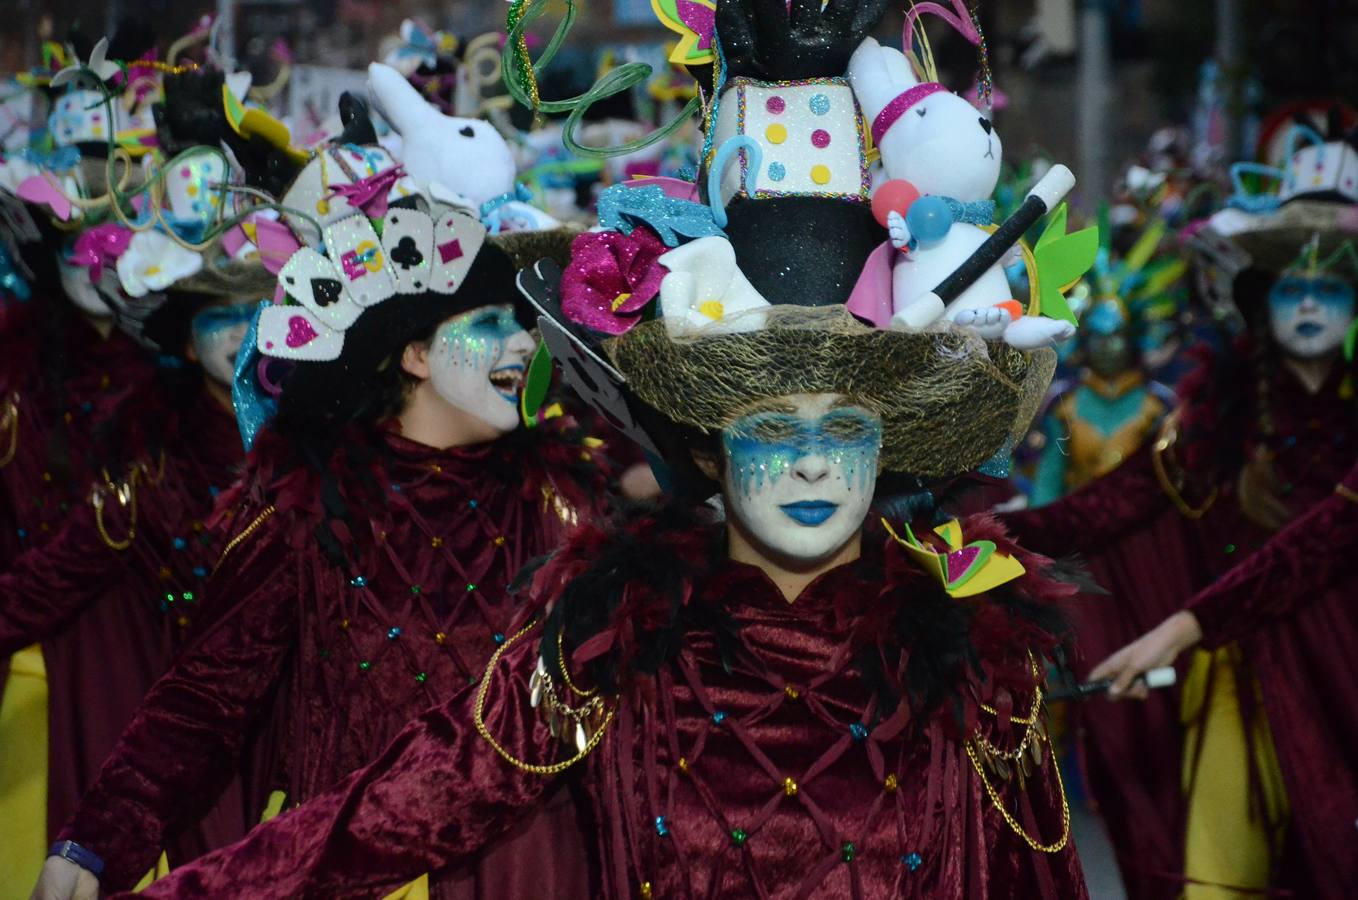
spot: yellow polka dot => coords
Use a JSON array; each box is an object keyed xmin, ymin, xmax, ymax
[
  {"xmin": 810, "ymin": 164, "xmax": 831, "ymax": 185},
  {"xmin": 186, "ymin": 184, "xmax": 199, "ymax": 197},
  {"xmin": 698, "ymin": 300, "xmax": 725, "ymax": 320},
  {"xmin": 765, "ymin": 123, "xmax": 788, "ymax": 144}
]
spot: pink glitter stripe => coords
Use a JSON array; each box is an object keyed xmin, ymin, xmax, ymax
[{"xmin": 870, "ymin": 82, "xmax": 945, "ymax": 146}]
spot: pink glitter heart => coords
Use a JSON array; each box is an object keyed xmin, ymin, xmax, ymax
[
  {"xmin": 946, "ymin": 546, "xmax": 981, "ymax": 584},
  {"xmin": 285, "ymin": 315, "xmax": 318, "ymax": 348}
]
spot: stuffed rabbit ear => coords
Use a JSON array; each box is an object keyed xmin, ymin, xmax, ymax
[
  {"xmin": 848, "ymin": 38, "xmax": 921, "ymax": 118},
  {"xmin": 367, "ymin": 62, "xmax": 426, "ymax": 136}
]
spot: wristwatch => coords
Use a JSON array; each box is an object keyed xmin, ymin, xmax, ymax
[{"xmin": 49, "ymin": 840, "xmax": 105, "ymax": 877}]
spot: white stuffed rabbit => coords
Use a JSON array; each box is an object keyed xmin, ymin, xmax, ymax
[
  {"xmin": 847, "ymin": 37, "xmax": 1073, "ymax": 349},
  {"xmin": 367, "ymin": 62, "xmax": 516, "ymax": 209}
]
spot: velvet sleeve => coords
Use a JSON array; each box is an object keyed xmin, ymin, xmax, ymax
[
  {"xmin": 1191, "ymin": 460, "xmax": 1358, "ymax": 649},
  {"xmin": 0, "ymin": 502, "xmax": 132, "ymax": 655},
  {"xmin": 1002, "ymin": 447, "xmax": 1167, "ymax": 556},
  {"xmin": 56, "ymin": 514, "xmax": 300, "ymax": 891},
  {"xmin": 119, "ymin": 623, "xmax": 564, "ymax": 900}
]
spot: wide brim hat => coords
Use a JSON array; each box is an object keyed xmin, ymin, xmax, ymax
[
  {"xmin": 140, "ymin": 247, "xmax": 275, "ymax": 359},
  {"xmin": 169, "ymin": 254, "xmax": 276, "ymax": 299},
  {"xmin": 509, "ymin": 0, "xmax": 1070, "ymax": 479},
  {"xmin": 490, "ymin": 225, "xmax": 585, "ymax": 272},
  {"xmin": 610, "ymin": 306, "xmax": 1055, "ymax": 476},
  {"xmin": 1207, "ymin": 200, "xmax": 1358, "ymax": 272},
  {"xmin": 519, "ymin": 260, "xmax": 1055, "ymax": 477}
]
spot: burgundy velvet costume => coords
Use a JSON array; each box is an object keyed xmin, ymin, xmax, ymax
[
  {"xmin": 0, "ymin": 312, "xmax": 153, "ymax": 569},
  {"xmin": 117, "ymin": 509, "xmax": 1087, "ymax": 900},
  {"xmin": 61, "ymin": 425, "xmax": 603, "ymax": 897},
  {"xmin": 1007, "ymin": 362, "xmax": 1355, "ymax": 898},
  {"xmin": 0, "ymin": 394, "xmax": 245, "ymax": 853},
  {"xmin": 1183, "ymin": 459, "xmax": 1358, "ymax": 896}
]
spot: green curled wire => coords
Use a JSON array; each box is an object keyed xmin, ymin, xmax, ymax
[{"xmin": 503, "ymin": 0, "xmax": 702, "ymax": 159}]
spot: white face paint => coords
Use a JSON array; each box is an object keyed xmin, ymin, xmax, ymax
[
  {"xmin": 190, "ymin": 302, "xmax": 255, "ymax": 387},
  {"xmin": 427, "ymin": 304, "xmax": 535, "ymax": 435},
  {"xmin": 721, "ymin": 394, "xmax": 882, "ymax": 564},
  {"xmin": 1268, "ymin": 273, "xmax": 1356, "ymax": 359}
]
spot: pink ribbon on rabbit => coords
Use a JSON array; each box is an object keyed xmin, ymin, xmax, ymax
[{"xmin": 870, "ymin": 82, "xmax": 945, "ymax": 146}]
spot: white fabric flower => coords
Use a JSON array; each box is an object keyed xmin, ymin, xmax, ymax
[
  {"xmin": 116, "ymin": 230, "xmax": 202, "ymax": 297},
  {"xmin": 657, "ymin": 236, "xmax": 770, "ymax": 336}
]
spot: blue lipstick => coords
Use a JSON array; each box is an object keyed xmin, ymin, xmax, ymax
[{"xmin": 779, "ymin": 500, "xmax": 839, "ymax": 526}]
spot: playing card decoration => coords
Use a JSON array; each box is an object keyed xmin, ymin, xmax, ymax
[
  {"xmin": 382, "ymin": 207, "xmax": 435, "ymax": 294},
  {"xmin": 258, "ymin": 208, "xmax": 484, "ymax": 361}
]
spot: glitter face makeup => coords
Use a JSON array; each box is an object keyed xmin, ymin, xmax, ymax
[
  {"xmin": 1268, "ymin": 273, "xmax": 1356, "ymax": 359},
  {"xmin": 722, "ymin": 394, "xmax": 882, "ymax": 563},
  {"xmin": 191, "ymin": 302, "xmax": 256, "ymax": 387},
  {"xmin": 427, "ymin": 304, "xmax": 535, "ymax": 434}
]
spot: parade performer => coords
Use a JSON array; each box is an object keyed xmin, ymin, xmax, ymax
[
  {"xmin": 0, "ymin": 279, "xmax": 255, "ymax": 886},
  {"xmin": 1028, "ymin": 298, "xmax": 1175, "ymax": 506},
  {"xmin": 0, "ymin": 32, "xmax": 171, "ymax": 888},
  {"xmin": 1007, "ymin": 121, "xmax": 1358, "ymax": 898},
  {"xmin": 1024, "ymin": 200, "xmax": 1189, "ymax": 505},
  {"xmin": 31, "ymin": 176, "xmax": 610, "ymax": 900},
  {"xmin": 1091, "ymin": 454, "xmax": 1358, "ymax": 898},
  {"xmin": 90, "ymin": 2, "xmax": 1098, "ymax": 897}
]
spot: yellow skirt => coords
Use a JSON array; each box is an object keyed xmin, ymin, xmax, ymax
[
  {"xmin": 1180, "ymin": 646, "xmax": 1290, "ymax": 899},
  {"xmin": 0, "ymin": 645, "xmax": 49, "ymax": 900},
  {"xmin": 0, "ymin": 698, "xmax": 429, "ymax": 900}
]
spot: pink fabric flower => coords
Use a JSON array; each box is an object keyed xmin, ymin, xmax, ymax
[
  {"xmin": 560, "ymin": 228, "xmax": 666, "ymax": 335},
  {"xmin": 69, "ymin": 223, "xmax": 133, "ymax": 282},
  {"xmin": 327, "ymin": 165, "xmax": 407, "ymax": 219}
]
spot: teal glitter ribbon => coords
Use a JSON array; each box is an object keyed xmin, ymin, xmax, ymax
[
  {"xmin": 479, "ymin": 184, "xmax": 534, "ymax": 234},
  {"xmin": 943, "ymin": 197, "xmax": 997, "ymax": 226}
]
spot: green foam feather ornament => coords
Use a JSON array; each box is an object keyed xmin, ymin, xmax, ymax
[
  {"xmin": 1032, "ymin": 203, "xmax": 1099, "ymax": 326},
  {"xmin": 519, "ymin": 341, "xmax": 555, "ymax": 428}
]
